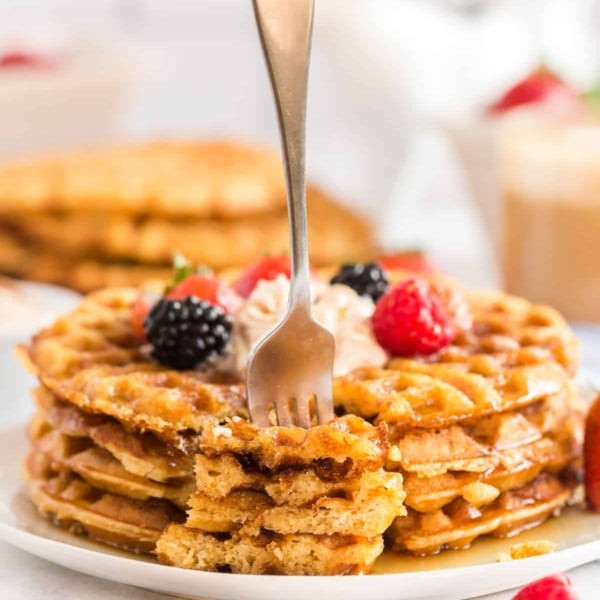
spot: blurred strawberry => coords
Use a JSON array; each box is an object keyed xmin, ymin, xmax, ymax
[
  {"xmin": 233, "ymin": 255, "xmax": 291, "ymax": 298},
  {"xmin": 131, "ymin": 293, "xmax": 157, "ymax": 340},
  {"xmin": 489, "ymin": 69, "xmax": 579, "ymax": 114},
  {"xmin": 511, "ymin": 574, "xmax": 579, "ymax": 600},
  {"xmin": 377, "ymin": 251, "xmax": 434, "ymax": 274},
  {"xmin": 0, "ymin": 50, "xmax": 55, "ymax": 69},
  {"xmin": 584, "ymin": 393, "xmax": 600, "ymax": 511}
]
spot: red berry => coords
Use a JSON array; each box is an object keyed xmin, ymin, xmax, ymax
[
  {"xmin": 377, "ymin": 251, "xmax": 434, "ymax": 274},
  {"xmin": 511, "ymin": 574, "xmax": 579, "ymax": 600},
  {"xmin": 131, "ymin": 293, "xmax": 154, "ymax": 340},
  {"xmin": 584, "ymin": 394, "xmax": 600, "ymax": 511},
  {"xmin": 0, "ymin": 51, "xmax": 54, "ymax": 69},
  {"xmin": 372, "ymin": 278, "xmax": 455, "ymax": 356},
  {"xmin": 233, "ymin": 256, "xmax": 291, "ymax": 298},
  {"xmin": 167, "ymin": 274, "xmax": 241, "ymax": 313},
  {"xmin": 489, "ymin": 70, "xmax": 579, "ymax": 114}
]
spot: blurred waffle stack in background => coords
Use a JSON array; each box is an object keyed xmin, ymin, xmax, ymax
[{"xmin": 0, "ymin": 140, "xmax": 376, "ymax": 292}]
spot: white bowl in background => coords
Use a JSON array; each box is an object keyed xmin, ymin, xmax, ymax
[
  {"xmin": 0, "ymin": 24, "xmax": 133, "ymax": 159},
  {"xmin": 0, "ymin": 280, "xmax": 80, "ymax": 426}
]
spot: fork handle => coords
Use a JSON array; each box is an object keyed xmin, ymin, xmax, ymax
[{"xmin": 253, "ymin": 0, "xmax": 314, "ymax": 311}]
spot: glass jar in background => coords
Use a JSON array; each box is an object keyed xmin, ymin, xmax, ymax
[{"xmin": 499, "ymin": 113, "xmax": 600, "ymax": 322}]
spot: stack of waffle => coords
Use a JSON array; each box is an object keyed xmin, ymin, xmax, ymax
[
  {"xmin": 0, "ymin": 141, "xmax": 375, "ymax": 291},
  {"xmin": 335, "ymin": 290, "xmax": 584, "ymax": 556},
  {"xmin": 156, "ymin": 415, "xmax": 406, "ymax": 575},
  {"xmin": 19, "ymin": 283, "xmax": 584, "ymax": 573},
  {"xmin": 20, "ymin": 288, "xmax": 246, "ymax": 552}
]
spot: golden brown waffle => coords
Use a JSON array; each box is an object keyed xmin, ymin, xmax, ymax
[
  {"xmin": 28, "ymin": 412, "xmax": 192, "ymax": 509},
  {"xmin": 24, "ymin": 450, "xmax": 184, "ymax": 553},
  {"xmin": 0, "ymin": 140, "xmax": 377, "ymax": 291},
  {"xmin": 334, "ymin": 361, "xmax": 570, "ymax": 431},
  {"xmin": 20, "ymin": 288, "xmax": 247, "ymax": 443},
  {"xmin": 386, "ymin": 473, "xmax": 578, "ymax": 555},
  {"xmin": 401, "ymin": 290, "xmax": 579, "ymax": 376},
  {"xmin": 3, "ymin": 186, "xmax": 374, "ymax": 270},
  {"xmin": 198, "ymin": 414, "xmax": 389, "ymax": 476},
  {"xmin": 0, "ymin": 237, "xmax": 176, "ymax": 293},
  {"xmin": 156, "ymin": 416, "xmax": 405, "ymax": 575},
  {"xmin": 20, "ymin": 283, "xmax": 585, "ymax": 570},
  {"xmin": 34, "ymin": 388, "xmax": 193, "ymax": 482},
  {"xmin": 156, "ymin": 527, "xmax": 383, "ymax": 575},
  {"xmin": 0, "ymin": 141, "xmax": 288, "ymax": 218},
  {"xmin": 395, "ymin": 391, "xmax": 583, "ymax": 512}
]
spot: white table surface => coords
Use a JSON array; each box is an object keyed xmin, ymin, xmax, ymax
[{"xmin": 0, "ymin": 314, "xmax": 599, "ymax": 599}]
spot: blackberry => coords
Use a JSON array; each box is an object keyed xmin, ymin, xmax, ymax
[
  {"xmin": 330, "ymin": 262, "xmax": 389, "ymax": 302},
  {"xmin": 144, "ymin": 296, "xmax": 232, "ymax": 370}
]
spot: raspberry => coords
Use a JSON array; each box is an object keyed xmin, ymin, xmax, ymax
[
  {"xmin": 372, "ymin": 278, "xmax": 455, "ymax": 356},
  {"xmin": 511, "ymin": 574, "xmax": 579, "ymax": 600},
  {"xmin": 144, "ymin": 297, "xmax": 232, "ymax": 370},
  {"xmin": 584, "ymin": 393, "xmax": 600, "ymax": 511},
  {"xmin": 233, "ymin": 256, "xmax": 291, "ymax": 298},
  {"xmin": 330, "ymin": 262, "xmax": 389, "ymax": 302}
]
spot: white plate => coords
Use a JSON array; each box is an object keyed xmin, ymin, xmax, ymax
[{"xmin": 1, "ymin": 425, "xmax": 600, "ymax": 600}]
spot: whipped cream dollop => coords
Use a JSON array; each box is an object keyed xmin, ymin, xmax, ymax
[{"xmin": 224, "ymin": 275, "xmax": 387, "ymax": 377}]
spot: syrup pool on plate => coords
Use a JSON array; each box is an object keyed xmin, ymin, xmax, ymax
[{"xmin": 372, "ymin": 505, "xmax": 600, "ymax": 574}]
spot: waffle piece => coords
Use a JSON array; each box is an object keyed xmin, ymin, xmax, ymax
[
  {"xmin": 391, "ymin": 290, "xmax": 578, "ymax": 376},
  {"xmin": 28, "ymin": 412, "xmax": 192, "ymax": 508},
  {"xmin": 386, "ymin": 472, "xmax": 578, "ymax": 556},
  {"xmin": 334, "ymin": 361, "xmax": 569, "ymax": 431},
  {"xmin": 34, "ymin": 388, "xmax": 193, "ymax": 482},
  {"xmin": 24, "ymin": 450, "xmax": 184, "ymax": 553},
  {"xmin": 186, "ymin": 472, "xmax": 402, "ymax": 538},
  {"xmin": 0, "ymin": 226, "xmax": 174, "ymax": 291},
  {"xmin": 4, "ymin": 186, "xmax": 374, "ymax": 270},
  {"xmin": 156, "ymin": 415, "xmax": 406, "ymax": 575},
  {"xmin": 198, "ymin": 414, "xmax": 389, "ymax": 475},
  {"xmin": 0, "ymin": 140, "xmax": 377, "ymax": 290},
  {"xmin": 20, "ymin": 288, "xmax": 246, "ymax": 443},
  {"xmin": 398, "ymin": 393, "xmax": 583, "ymax": 512},
  {"xmin": 157, "ymin": 527, "xmax": 383, "ymax": 576},
  {"xmin": 0, "ymin": 141, "xmax": 288, "ymax": 218},
  {"xmin": 387, "ymin": 390, "xmax": 583, "ymax": 475}
]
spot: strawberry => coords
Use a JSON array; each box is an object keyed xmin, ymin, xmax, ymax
[
  {"xmin": 167, "ymin": 274, "xmax": 241, "ymax": 314},
  {"xmin": 233, "ymin": 255, "xmax": 291, "ymax": 298},
  {"xmin": 131, "ymin": 273, "xmax": 240, "ymax": 341},
  {"xmin": 489, "ymin": 69, "xmax": 579, "ymax": 114},
  {"xmin": 511, "ymin": 573, "xmax": 579, "ymax": 600},
  {"xmin": 0, "ymin": 50, "xmax": 55, "ymax": 69},
  {"xmin": 377, "ymin": 251, "xmax": 434, "ymax": 274},
  {"xmin": 372, "ymin": 278, "xmax": 456, "ymax": 356},
  {"xmin": 584, "ymin": 393, "xmax": 600, "ymax": 511},
  {"xmin": 131, "ymin": 294, "xmax": 154, "ymax": 340}
]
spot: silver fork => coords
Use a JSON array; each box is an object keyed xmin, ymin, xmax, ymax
[{"xmin": 247, "ymin": 0, "xmax": 335, "ymax": 429}]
